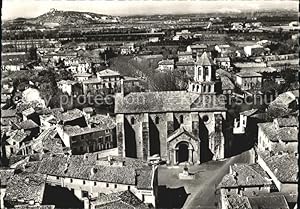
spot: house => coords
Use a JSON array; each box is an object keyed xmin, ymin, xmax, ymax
[
  {"xmin": 90, "ymin": 190, "xmax": 150, "ymax": 209},
  {"xmin": 244, "ymin": 45, "xmax": 270, "ymax": 57},
  {"xmin": 4, "ymin": 173, "xmax": 47, "ymax": 208},
  {"xmin": 5, "ymin": 130, "xmax": 30, "ymax": 158},
  {"xmin": 22, "ymin": 107, "xmax": 40, "ymax": 125},
  {"xmin": 1, "ymin": 109, "xmax": 19, "ymax": 126},
  {"xmin": 57, "ymin": 80, "xmax": 82, "ymax": 96},
  {"xmin": 120, "ymin": 43, "xmax": 135, "ymax": 55},
  {"xmin": 0, "ymin": 168, "xmax": 14, "ymax": 209},
  {"xmin": 96, "ymin": 69, "xmax": 121, "ymax": 88},
  {"xmin": 235, "ymin": 71, "xmax": 263, "ymax": 91},
  {"xmin": 57, "ymin": 124, "xmax": 116, "ymax": 155},
  {"xmin": 74, "ymin": 73, "xmax": 93, "ymax": 82},
  {"xmin": 257, "ymin": 116, "xmax": 298, "ymax": 153},
  {"xmin": 177, "ymin": 51, "xmax": 193, "ymax": 63},
  {"xmin": 14, "ymin": 119, "xmax": 40, "ymax": 138},
  {"xmin": 214, "ymin": 57, "xmax": 231, "ymax": 70},
  {"xmin": 148, "ymin": 37, "xmax": 159, "ymax": 43},
  {"xmin": 115, "ymin": 90, "xmax": 227, "ymax": 165},
  {"xmin": 157, "ymin": 59, "xmax": 175, "ymax": 72},
  {"xmin": 186, "ymin": 44, "xmax": 207, "ymax": 58},
  {"xmin": 233, "ymin": 109, "xmax": 259, "ymax": 135},
  {"xmin": 218, "ymin": 163, "xmax": 272, "ymax": 209},
  {"xmin": 234, "ymin": 62, "xmax": 267, "ymax": 69},
  {"xmin": 24, "ymin": 154, "xmax": 158, "ymax": 207},
  {"xmin": 56, "ymin": 108, "xmax": 87, "ymax": 127},
  {"xmin": 257, "ymin": 151, "xmax": 298, "ymax": 193},
  {"xmin": 268, "ymin": 90, "xmax": 299, "ymax": 115},
  {"xmin": 215, "ymin": 45, "xmax": 231, "ymax": 54},
  {"xmin": 221, "ymin": 193, "xmax": 290, "ymax": 209},
  {"xmin": 220, "ymin": 76, "xmax": 235, "ymax": 95}
]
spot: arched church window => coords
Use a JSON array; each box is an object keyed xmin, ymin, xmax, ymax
[
  {"xmin": 155, "ymin": 116, "xmax": 160, "ymax": 124},
  {"xmin": 207, "ymin": 85, "xmax": 211, "ymax": 93},
  {"xmin": 131, "ymin": 117, "xmax": 135, "ymax": 125},
  {"xmin": 179, "ymin": 115, "xmax": 184, "ymax": 124}
]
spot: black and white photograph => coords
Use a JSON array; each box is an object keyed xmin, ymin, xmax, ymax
[{"xmin": 0, "ymin": 0, "xmax": 299, "ymax": 208}]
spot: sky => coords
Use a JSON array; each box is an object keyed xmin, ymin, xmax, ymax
[{"xmin": 2, "ymin": 0, "xmax": 298, "ymax": 20}]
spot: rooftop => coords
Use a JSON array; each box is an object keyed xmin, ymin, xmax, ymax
[
  {"xmin": 63, "ymin": 125, "xmax": 107, "ymax": 137},
  {"xmin": 196, "ymin": 52, "xmax": 213, "ymax": 66},
  {"xmin": 158, "ymin": 59, "xmax": 175, "ymax": 65},
  {"xmin": 88, "ymin": 114, "xmax": 116, "ymax": 130},
  {"xmin": 0, "ymin": 168, "xmax": 14, "ymax": 186},
  {"xmin": 215, "ymin": 57, "xmax": 230, "ymax": 62},
  {"xmin": 218, "ymin": 163, "xmax": 271, "ymax": 188},
  {"xmin": 236, "ymin": 71, "xmax": 262, "ymax": 78},
  {"xmin": 15, "ymin": 120, "xmax": 39, "ymax": 130},
  {"xmin": 248, "ymin": 194, "xmax": 289, "ymax": 209},
  {"xmin": 115, "ymin": 91, "xmax": 226, "ymax": 114},
  {"xmin": 97, "ymin": 69, "xmax": 120, "ymax": 77},
  {"xmin": 1, "ymin": 109, "xmax": 17, "ymax": 118},
  {"xmin": 28, "ymin": 154, "xmax": 153, "ymax": 188},
  {"xmin": 258, "ymin": 151, "xmax": 298, "ymax": 183},
  {"xmin": 57, "ymin": 109, "xmax": 84, "ymax": 122},
  {"xmin": 4, "ymin": 173, "xmax": 47, "ymax": 204},
  {"xmin": 257, "ymin": 121, "xmax": 298, "ymax": 142},
  {"xmin": 93, "ymin": 190, "xmax": 149, "ymax": 209},
  {"xmin": 234, "ymin": 62, "xmax": 267, "ymax": 68},
  {"xmin": 57, "ymin": 80, "xmax": 78, "ymax": 85}
]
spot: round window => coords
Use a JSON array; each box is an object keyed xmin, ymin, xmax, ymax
[{"xmin": 202, "ymin": 115, "xmax": 209, "ymax": 123}]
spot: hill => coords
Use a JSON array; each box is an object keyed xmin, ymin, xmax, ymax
[{"xmin": 32, "ymin": 8, "xmax": 119, "ymax": 26}]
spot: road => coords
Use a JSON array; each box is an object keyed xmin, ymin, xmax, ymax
[
  {"xmin": 157, "ymin": 150, "xmax": 252, "ymax": 209},
  {"xmin": 183, "ymin": 150, "xmax": 252, "ymax": 209}
]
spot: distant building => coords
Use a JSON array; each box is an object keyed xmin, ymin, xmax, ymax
[
  {"xmin": 244, "ymin": 45, "xmax": 270, "ymax": 57},
  {"xmin": 74, "ymin": 73, "xmax": 93, "ymax": 82},
  {"xmin": 235, "ymin": 71, "xmax": 263, "ymax": 91},
  {"xmin": 214, "ymin": 57, "xmax": 231, "ymax": 70},
  {"xmin": 157, "ymin": 59, "xmax": 175, "ymax": 72},
  {"xmin": 24, "ymin": 155, "xmax": 158, "ymax": 207},
  {"xmin": 57, "ymin": 80, "xmax": 82, "ymax": 96},
  {"xmin": 257, "ymin": 116, "xmax": 298, "ymax": 153},
  {"xmin": 257, "ymin": 151, "xmax": 298, "ymax": 193},
  {"xmin": 186, "ymin": 44, "xmax": 207, "ymax": 59}
]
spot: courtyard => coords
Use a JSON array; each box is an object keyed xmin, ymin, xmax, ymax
[{"xmin": 157, "ymin": 150, "xmax": 252, "ymax": 209}]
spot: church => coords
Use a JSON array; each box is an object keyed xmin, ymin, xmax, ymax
[{"xmin": 114, "ymin": 52, "xmax": 228, "ymax": 165}]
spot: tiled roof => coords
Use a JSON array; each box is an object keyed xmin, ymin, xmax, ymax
[
  {"xmin": 4, "ymin": 173, "xmax": 47, "ymax": 204},
  {"xmin": 257, "ymin": 122, "xmax": 298, "ymax": 142},
  {"xmin": 22, "ymin": 107, "xmax": 35, "ymax": 116},
  {"xmin": 158, "ymin": 59, "xmax": 175, "ymax": 65},
  {"xmin": 94, "ymin": 191, "xmax": 149, "ymax": 209},
  {"xmin": 14, "ymin": 205, "xmax": 55, "ymax": 209},
  {"xmin": 190, "ymin": 44, "xmax": 207, "ymax": 49},
  {"xmin": 218, "ymin": 163, "xmax": 271, "ymax": 188},
  {"xmin": 57, "ymin": 109, "xmax": 84, "ymax": 122},
  {"xmin": 221, "ymin": 76, "xmax": 235, "ymax": 90},
  {"xmin": 88, "ymin": 114, "xmax": 116, "ymax": 130},
  {"xmin": 57, "ymin": 80, "xmax": 77, "ymax": 85},
  {"xmin": 63, "ymin": 125, "xmax": 105, "ymax": 137},
  {"xmin": 16, "ymin": 120, "xmax": 39, "ymax": 130},
  {"xmin": 275, "ymin": 116, "xmax": 298, "ymax": 127},
  {"xmin": 74, "ymin": 72, "xmax": 92, "ymax": 77},
  {"xmin": 240, "ymin": 109, "xmax": 258, "ymax": 117},
  {"xmin": 1, "ymin": 109, "xmax": 17, "ymax": 118},
  {"xmin": 270, "ymin": 91, "xmax": 298, "ymax": 108},
  {"xmin": 248, "ymin": 195, "xmax": 289, "ymax": 209},
  {"xmin": 6, "ymin": 129, "xmax": 29, "ymax": 144},
  {"xmin": 240, "ymin": 67, "xmax": 277, "ymax": 73},
  {"xmin": 34, "ymin": 154, "xmax": 153, "ymax": 186},
  {"xmin": 215, "ymin": 57, "xmax": 230, "ymax": 62},
  {"xmin": 97, "ymin": 69, "xmax": 120, "ymax": 77},
  {"xmin": 136, "ymin": 167, "xmax": 153, "ymax": 189},
  {"xmin": 0, "ymin": 168, "xmax": 14, "ymax": 186},
  {"xmin": 236, "ymin": 71, "xmax": 262, "ymax": 78},
  {"xmin": 115, "ymin": 91, "xmax": 226, "ymax": 114},
  {"xmin": 234, "ymin": 62, "xmax": 267, "ymax": 68},
  {"xmin": 196, "ymin": 52, "xmax": 213, "ymax": 66},
  {"xmin": 258, "ymin": 151, "xmax": 298, "ymax": 183},
  {"xmin": 226, "ymin": 194, "xmax": 252, "ymax": 209}
]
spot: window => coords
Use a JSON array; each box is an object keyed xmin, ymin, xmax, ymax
[
  {"xmin": 128, "ymin": 186, "xmax": 130, "ymax": 190},
  {"xmin": 94, "ymin": 182, "xmax": 97, "ymax": 186},
  {"xmin": 70, "ymin": 179, "xmax": 73, "ymax": 183},
  {"xmin": 106, "ymin": 183, "xmax": 109, "ymax": 187},
  {"xmin": 105, "ymin": 136, "xmax": 110, "ymax": 143},
  {"xmin": 83, "ymin": 180, "xmax": 86, "ymax": 185},
  {"xmin": 179, "ymin": 115, "xmax": 184, "ymax": 124},
  {"xmin": 56, "ymin": 176, "xmax": 59, "ymax": 180},
  {"xmin": 202, "ymin": 115, "xmax": 209, "ymax": 123},
  {"xmin": 114, "ymin": 184, "xmax": 117, "ymax": 189},
  {"xmin": 131, "ymin": 117, "xmax": 135, "ymax": 125},
  {"xmin": 82, "ymin": 191, "xmax": 88, "ymax": 198},
  {"xmin": 80, "ymin": 146, "xmax": 84, "ymax": 152},
  {"xmin": 155, "ymin": 116, "xmax": 159, "ymax": 124},
  {"xmin": 98, "ymin": 137, "xmax": 103, "ymax": 143}
]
